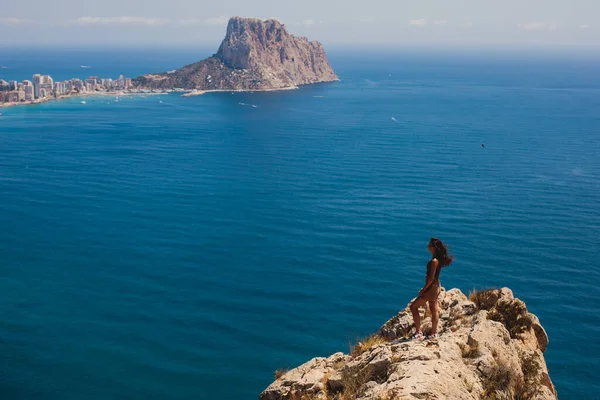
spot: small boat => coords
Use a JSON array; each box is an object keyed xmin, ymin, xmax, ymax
[
  {"xmin": 80, "ymin": 65, "xmax": 91, "ymax": 69},
  {"xmin": 80, "ymin": 101, "xmax": 86, "ymax": 104}
]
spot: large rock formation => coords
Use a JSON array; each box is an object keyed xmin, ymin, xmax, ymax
[
  {"xmin": 134, "ymin": 17, "xmax": 338, "ymax": 91},
  {"xmin": 260, "ymin": 288, "xmax": 557, "ymax": 400}
]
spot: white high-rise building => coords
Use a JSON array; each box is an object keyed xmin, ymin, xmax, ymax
[
  {"xmin": 57, "ymin": 82, "xmax": 68, "ymax": 94},
  {"xmin": 24, "ymin": 85, "xmax": 34, "ymax": 101},
  {"xmin": 33, "ymin": 74, "xmax": 42, "ymax": 99},
  {"xmin": 40, "ymin": 83, "xmax": 53, "ymax": 97},
  {"xmin": 70, "ymin": 79, "xmax": 83, "ymax": 92},
  {"xmin": 85, "ymin": 77, "xmax": 97, "ymax": 90},
  {"xmin": 22, "ymin": 80, "xmax": 34, "ymax": 101},
  {"xmin": 117, "ymin": 75, "xmax": 125, "ymax": 90}
]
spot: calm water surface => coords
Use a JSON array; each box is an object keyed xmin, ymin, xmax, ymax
[{"xmin": 1, "ymin": 48, "xmax": 599, "ymax": 399}]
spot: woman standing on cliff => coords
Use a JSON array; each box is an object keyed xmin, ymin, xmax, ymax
[{"xmin": 409, "ymin": 238, "xmax": 453, "ymax": 340}]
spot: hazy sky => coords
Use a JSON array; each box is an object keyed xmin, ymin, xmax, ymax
[{"xmin": 1, "ymin": 0, "xmax": 598, "ymax": 48}]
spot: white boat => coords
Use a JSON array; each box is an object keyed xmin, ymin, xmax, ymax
[
  {"xmin": 80, "ymin": 65, "xmax": 91, "ymax": 69},
  {"xmin": 80, "ymin": 101, "xmax": 86, "ymax": 104}
]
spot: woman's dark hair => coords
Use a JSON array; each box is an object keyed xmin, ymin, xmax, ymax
[{"xmin": 429, "ymin": 237, "xmax": 453, "ymax": 267}]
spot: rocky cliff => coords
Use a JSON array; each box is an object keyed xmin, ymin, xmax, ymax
[
  {"xmin": 260, "ymin": 288, "xmax": 557, "ymax": 400},
  {"xmin": 134, "ymin": 17, "xmax": 338, "ymax": 91}
]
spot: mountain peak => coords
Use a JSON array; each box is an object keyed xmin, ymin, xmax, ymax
[{"xmin": 135, "ymin": 16, "xmax": 337, "ymax": 91}]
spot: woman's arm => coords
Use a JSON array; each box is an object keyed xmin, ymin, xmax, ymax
[{"xmin": 419, "ymin": 259, "xmax": 439, "ymax": 295}]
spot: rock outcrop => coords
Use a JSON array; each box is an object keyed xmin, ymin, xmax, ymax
[
  {"xmin": 134, "ymin": 17, "xmax": 338, "ymax": 91},
  {"xmin": 260, "ymin": 288, "xmax": 556, "ymax": 400}
]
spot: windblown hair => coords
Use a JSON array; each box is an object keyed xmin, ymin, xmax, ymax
[{"xmin": 429, "ymin": 237, "xmax": 454, "ymax": 267}]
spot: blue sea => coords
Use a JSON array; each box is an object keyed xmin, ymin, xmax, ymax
[{"xmin": 1, "ymin": 47, "xmax": 599, "ymax": 399}]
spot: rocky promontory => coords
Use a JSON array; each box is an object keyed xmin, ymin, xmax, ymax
[
  {"xmin": 134, "ymin": 17, "xmax": 338, "ymax": 91},
  {"xmin": 260, "ymin": 288, "xmax": 557, "ymax": 400}
]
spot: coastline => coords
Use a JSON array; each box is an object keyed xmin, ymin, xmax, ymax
[
  {"xmin": 1, "ymin": 79, "xmax": 338, "ymax": 108},
  {"xmin": 180, "ymin": 86, "xmax": 299, "ymax": 97},
  {"xmin": 0, "ymin": 89, "xmax": 163, "ymax": 109},
  {"xmin": 1, "ymin": 86, "xmax": 301, "ymax": 108},
  {"xmin": 178, "ymin": 79, "xmax": 342, "ymax": 97}
]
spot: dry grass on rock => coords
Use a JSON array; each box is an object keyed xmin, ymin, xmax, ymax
[
  {"xmin": 274, "ymin": 368, "xmax": 289, "ymax": 380},
  {"xmin": 460, "ymin": 341, "xmax": 481, "ymax": 359},
  {"xmin": 469, "ymin": 288, "xmax": 500, "ymax": 310},
  {"xmin": 513, "ymin": 352, "xmax": 543, "ymax": 399},
  {"xmin": 488, "ymin": 299, "xmax": 533, "ymax": 339},
  {"xmin": 481, "ymin": 357, "xmax": 516, "ymax": 400},
  {"xmin": 333, "ymin": 364, "xmax": 389, "ymax": 400},
  {"xmin": 349, "ymin": 334, "xmax": 388, "ymax": 357}
]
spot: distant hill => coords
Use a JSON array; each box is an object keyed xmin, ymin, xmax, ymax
[{"xmin": 134, "ymin": 17, "xmax": 338, "ymax": 91}]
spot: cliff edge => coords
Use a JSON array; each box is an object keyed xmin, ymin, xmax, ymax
[
  {"xmin": 260, "ymin": 288, "xmax": 557, "ymax": 400},
  {"xmin": 134, "ymin": 17, "xmax": 338, "ymax": 91}
]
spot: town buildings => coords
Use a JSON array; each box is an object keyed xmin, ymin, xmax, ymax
[{"xmin": 1, "ymin": 73, "xmax": 134, "ymax": 104}]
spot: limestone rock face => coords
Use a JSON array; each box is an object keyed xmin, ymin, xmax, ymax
[
  {"xmin": 134, "ymin": 17, "xmax": 338, "ymax": 91},
  {"xmin": 260, "ymin": 288, "xmax": 557, "ymax": 400}
]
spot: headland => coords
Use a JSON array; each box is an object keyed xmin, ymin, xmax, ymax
[
  {"xmin": 133, "ymin": 16, "xmax": 338, "ymax": 92},
  {"xmin": 260, "ymin": 288, "xmax": 557, "ymax": 400},
  {"xmin": 1, "ymin": 17, "xmax": 337, "ymax": 109}
]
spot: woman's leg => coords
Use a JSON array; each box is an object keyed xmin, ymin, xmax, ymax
[
  {"xmin": 429, "ymin": 298, "xmax": 439, "ymax": 334},
  {"xmin": 410, "ymin": 296, "xmax": 427, "ymax": 333}
]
